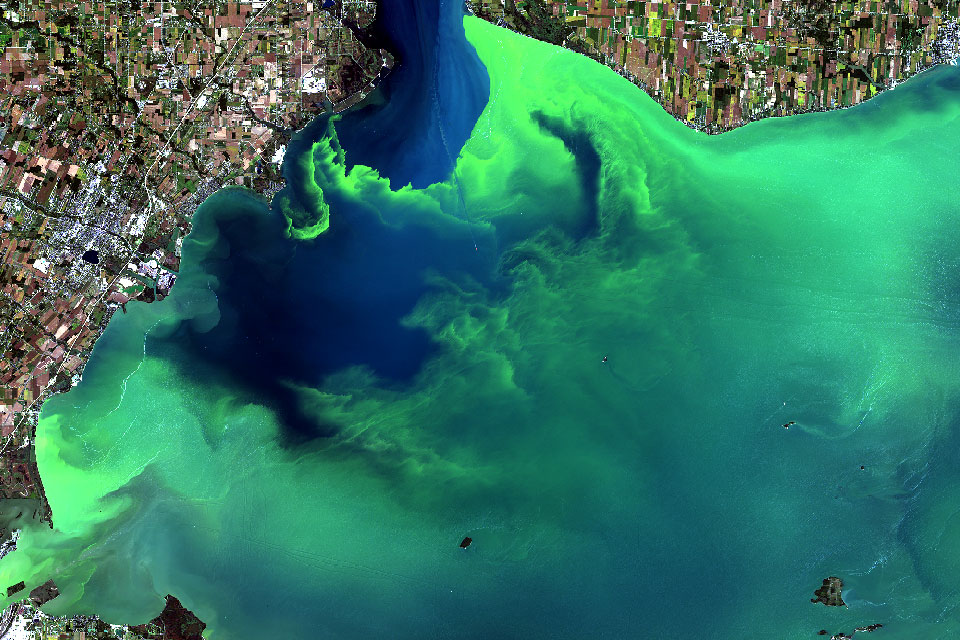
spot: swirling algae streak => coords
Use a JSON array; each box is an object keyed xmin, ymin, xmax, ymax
[{"xmin": 0, "ymin": 14, "xmax": 959, "ymax": 640}]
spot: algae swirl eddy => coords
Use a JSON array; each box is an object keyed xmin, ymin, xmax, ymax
[{"xmin": 2, "ymin": 0, "xmax": 960, "ymax": 638}]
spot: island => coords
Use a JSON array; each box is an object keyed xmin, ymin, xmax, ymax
[{"xmin": 812, "ymin": 576, "xmax": 846, "ymax": 607}]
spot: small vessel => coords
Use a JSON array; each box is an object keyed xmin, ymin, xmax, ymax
[{"xmin": 459, "ymin": 537, "xmax": 472, "ymax": 549}]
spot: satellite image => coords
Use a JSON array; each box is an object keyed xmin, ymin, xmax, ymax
[{"xmin": 0, "ymin": 0, "xmax": 957, "ymax": 637}]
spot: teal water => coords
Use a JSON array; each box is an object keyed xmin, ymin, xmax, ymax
[{"xmin": 1, "ymin": 9, "xmax": 960, "ymax": 640}]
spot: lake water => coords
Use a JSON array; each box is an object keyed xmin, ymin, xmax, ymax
[{"xmin": 2, "ymin": 2, "xmax": 960, "ymax": 638}]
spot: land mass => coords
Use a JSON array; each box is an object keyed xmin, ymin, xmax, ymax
[
  {"xmin": 0, "ymin": 0, "xmax": 956, "ymax": 633},
  {"xmin": 0, "ymin": 0, "xmax": 390, "ymax": 510},
  {"xmin": 0, "ymin": 0, "xmax": 389, "ymax": 631},
  {"xmin": 812, "ymin": 576, "xmax": 846, "ymax": 607},
  {"xmin": 0, "ymin": 590, "xmax": 207, "ymax": 639},
  {"xmin": 470, "ymin": 0, "xmax": 960, "ymax": 133}
]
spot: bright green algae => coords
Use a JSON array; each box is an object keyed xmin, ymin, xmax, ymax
[{"xmin": 1, "ymin": 17, "xmax": 960, "ymax": 638}]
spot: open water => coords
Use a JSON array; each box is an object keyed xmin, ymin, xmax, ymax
[{"xmin": 3, "ymin": 1, "xmax": 960, "ymax": 638}]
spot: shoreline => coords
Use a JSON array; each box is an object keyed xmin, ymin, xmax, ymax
[{"xmin": 0, "ymin": 0, "xmax": 401, "ymax": 634}]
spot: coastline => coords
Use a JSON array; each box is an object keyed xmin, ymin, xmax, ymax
[
  {"xmin": 0, "ymin": 1, "xmax": 400, "ymax": 635},
  {"xmin": 468, "ymin": 2, "xmax": 960, "ymax": 135}
]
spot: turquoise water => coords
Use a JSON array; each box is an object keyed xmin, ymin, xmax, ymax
[{"xmin": 2, "ymin": 7, "xmax": 960, "ymax": 639}]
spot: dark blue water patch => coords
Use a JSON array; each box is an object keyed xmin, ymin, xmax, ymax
[
  {"xmin": 532, "ymin": 112, "xmax": 602, "ymax": 242},
  {"xmin": 909, "ymin": 63, "xmax": 960, "ymax": 110},
  {"xmin": 153, "ymin": 187, "xmax": 496, "ymax": 445},
  {"xmin": 81, "ymin": 249, "xmax": 99, "ymax": 264},
  {"xmin": 331, "ymin": 0, "xmax": 490, "ymax": 188}
]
